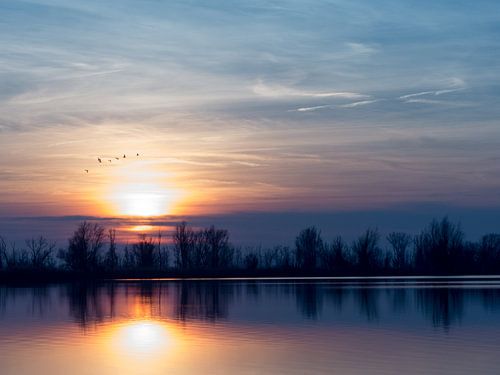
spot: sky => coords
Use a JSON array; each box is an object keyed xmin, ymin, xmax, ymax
[{"xmin": 1, "ymin": 0, "xmax": 500, "ymax": 244}]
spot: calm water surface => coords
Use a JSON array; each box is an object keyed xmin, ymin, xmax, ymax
[{"xmin": 1, "ymin": 278, "xmax": 500, "ymax": 374}]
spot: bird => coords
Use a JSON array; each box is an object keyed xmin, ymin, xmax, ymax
[
  {"xmin": 123, "ymin": 154, "xmax": 126, "ymax": 158},
  {"xmin": 108, "ymin": 159, "xmax": 112, "ymax": 163},
  {"xmin": 136, "ymin": 153, "xmax": 139, "ymax": 157},
  {"xmin": 115, "ymin": 157, "xmax": 119, "ymax": 160},
  {"xmin": 97, "ymin": 158, "xmax": 102, "ymax": 163},
  {"xmin": 84, "ymin": 169, "xmax": 89, "ymax": 173}
]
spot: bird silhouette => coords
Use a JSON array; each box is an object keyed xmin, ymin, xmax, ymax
[
  {"xmin": 108, "ymin": 159, "xmax": 112, "ymax": 162},
  {"xmin": 123, "ymin": 154, "xmax": 126, "ymax": 158},
  {"xmin": 136, "ymin": 153, "xmax": 139, "ymax": 156},
  {"xmin": 115, "ymin": 157, "xmax": 120, "ymax": 160},
  {"xmin": 84, "ymin": 169, "xmax": 89, "ymax": 173},
  {"xmin": 97, "ymin": 158, "xmax": 102, "ymax": 163}
]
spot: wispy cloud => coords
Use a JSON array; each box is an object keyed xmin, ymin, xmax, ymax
[
  {"xmin": 253, "ymin": 80, "xmax": 367, "ymax": 99},
  {"xmin": 399, "ymin": 91, "xmax": 435, "ymax": 100},
  {"xmin": 399, "ymin": 78, "xmax": 466, "ymax": 102},
  {"xmin": 295, "ymin": 105, "xmax": 334, "ymax": 112},
  {"xmin": 403, "ymin": 98, "xmax": 448, "ymax": 105},
  {"xmin": 295, "ymin": 99, "xmax": 378, "ymax": 112},
  {"xmin": 339, "ymin": 99, "xmax": 379, "ymax": 108}
]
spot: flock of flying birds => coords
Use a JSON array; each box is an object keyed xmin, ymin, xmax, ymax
[{"xmin": 84, "ymin": 153, "xmax": 140, "ymax": 173}]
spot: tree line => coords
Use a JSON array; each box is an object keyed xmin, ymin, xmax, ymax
[{"xmin": 1, "ymin": 217, "xmax": 500, "ymax": 277}]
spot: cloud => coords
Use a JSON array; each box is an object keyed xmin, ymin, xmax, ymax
[
  {"xmin": 404, "ymin": 98, "xmax": 445, "ymax": 104},
  {"xmin": 345, "ymin": 42, "xmax": 378, "ymax": 56},
  {"xmin": 252, "ymin": 80, "xmax": 367, "ymax": 99},
  {"xmin": 399, "ymin": 77, "xmax": 466, "ymax": 101},
  {"xmin": 339, "ymin": 99, "xmax": 379, "ymax": 108},
  {"xmin": 295, "ymin": 100, "xmax": 378, "ymax": 112},
  {"xmin": 399, "ymin": 91, "xmax": 435, "ymax": 100},
  {"xmin": 295, "ymin": 104, "xmax": 334, "ymax": 112}
]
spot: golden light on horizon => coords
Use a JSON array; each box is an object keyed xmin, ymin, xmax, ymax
[
  {"xmin": 130, "ymin": 224, "xmax": 155, "ymax": 232},
  {"xmin": 102, "ymin": 161, "xmax": 184, "ymax": 217},
  {"xmin": 116, "ymin": 187, "xmax": 171, "ymax": 217}
]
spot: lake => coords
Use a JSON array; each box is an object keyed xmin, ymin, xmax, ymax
[{"xmin": 1, "ymin": 278, "xmax": 500, "ymax": 374}]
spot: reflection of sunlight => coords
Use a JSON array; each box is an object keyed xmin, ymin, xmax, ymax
[
  {"xmin": 130, "ymin": 225, "xmax": 155, "ymax": 232},
  {"xmin": 114, "ymin": 320, "xmax": 173, "ymax": 356}
]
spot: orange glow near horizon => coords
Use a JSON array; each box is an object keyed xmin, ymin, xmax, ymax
[
  {"xmin": 100, "ymin": 162, "xmax": 185, "ymax": 217},
  {"xmin": 113, "ymin": 184, "xmax": 177, "ymax": 217},
  {"xmin": 130, "ymin": 225, "xmax": 155, "ymax": 232}
]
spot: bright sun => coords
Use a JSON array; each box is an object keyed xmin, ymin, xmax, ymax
[{"xmin": 113, "ymin": 183, "xmax": 178, "ymax": 217}]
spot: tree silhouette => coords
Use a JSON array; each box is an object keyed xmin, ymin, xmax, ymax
[
  {"xmin": 320, "ymin": 236, "xmax": 350, "ymax": 273},
  {"xmin": 104, "ymin": 229, "xmax": 118, "ymax": 271},
  {"xmin": 387, "ymin": 232, "xmax": 412, "ymax": 273},
  {"xmin": 0, "ymin": 236, "xmax": 5, "ymax": 270},
  {"xmin": 295, "ymin": 227, "xmax": 323, "ymax": 271},
  {"xmin": 25, "ymin": 236, "xmax": 55, "ymax": 269},
  {"xmin": 414, "ymin": 217, "xmax": 464, "ymax": 274},
  {"xmin": 173, "ymin": 222, "xmax": 195, "ymax": 270},
  {"xmin": 133, "ymin": 234, "xmax": 157, "ymax": 270},
  {"xmin": 477, "ymin": 233, "xmax": 500, "ymax": 274},
  {"xmin": 60, "ymin": 221, "xmax": 105, "ymax": 272},
  {"xmin": 352, "ymin": 229, "xmax": 380, "ymax": 274}
]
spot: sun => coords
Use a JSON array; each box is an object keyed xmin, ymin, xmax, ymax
[
  {"xmin": 112, "ymin": 183, "xmax": 179, "ymax": 217},
  {"xmin": 121, "ymin": 191, "xmax": 166, "ymax": 216}
]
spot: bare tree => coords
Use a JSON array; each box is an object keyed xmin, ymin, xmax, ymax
[
  {"xmin": 204, "ymin": 226, "xmax": 232, "ymax": 269},
  {"xmin": 104, "ymin": 229, "xmax": 118, "ymax": 271},
  {"xmin": 133, "ymin": 234, "xmax": 156, "ymax": 269},
  {"xmin": 320, "ymin": 236, "xmax": 349, "ymax": 272},
  {"xmin": 352, "ymin": 229, "xmax": 381, "ymax": 274},
  {"xmin": 156, "ymin": 231, "xmax": 166, "ymax": 269},
  {"xmin": 173, "ymin": 222, "xmax": 195, "ymax": 270},
  {"xmin": 479, "ymin": 234, "xmax": 500, "ymax": 273},
  {"xmin": 387, "ymin": 232, "xmax": 412, "ymax": 272},
  {"xmin": 414, "ymin": 217, "xmax": 464, "ymax": 274},
  {"xmin": 0, "ymin": 236, "xmax": 6, "ymax": 270},
  {"xmin": 244, "ymin": 251, "xmax": 259, "ymax": 270},
  {"xmin": 61, "ymin": 221, "xmax": 106, "ymax": 272},
  {"xmin": 25, "ymin": 236, "xmax": 55, "ymax": 269},
  {"xmin": 276, "ymin": 245, "xmax": 292, "ymax": 269},
  {"xmin": 122, "ymin": 243, "xmax": 135, "ymax": 269},
  {"xmin": 295, "ymin": 227, "xmax": 323, "ymax": 271},
  {"xmin": 191, "ymin": 230, "xmax": 209, "ymax": 269},
  {"xmin": 2, "ymin": 242, "xmax": 28, "ymax": 269}
]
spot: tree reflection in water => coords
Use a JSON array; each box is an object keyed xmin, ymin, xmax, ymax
[{"xmin": 1, "ymin": 280, "xmax": 500, "ymax": 331}]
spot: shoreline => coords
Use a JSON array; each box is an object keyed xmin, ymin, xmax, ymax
[{"xmin": 2, "ymin": 269, "xmax": 500, "ymax": 285}]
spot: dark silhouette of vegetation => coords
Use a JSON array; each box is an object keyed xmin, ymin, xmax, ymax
[
  {"xmin": 352, "ymin": 229, "xmax": 381, "ymax": 274},
  {"xmin": 387, "ymin": 232, "xmax": 412, "ymax": 273},
  {"xmin": 104, "ymin": 229, "xmax": 118, "ymax": 271},
  {"xmin": 2, "ymin": 216, "xmax": 500, "ymax": 280},
  {"xmin": 25, "ymin": 236, "xmax": 56, "ymax": 269},
  {"xmin": 295, "ymin": 226, "xmax": 323, "ymax": 270},
  {"xmin": 172, "ymin": 222, "xmax": 233, "ymax": 271},
  {"xmin": 0, "ymin": 235, "xmax": 55, "ymax": 271},
  {"xmin": 133, "ymin": 234, "xmax": 156, "ymax": 269},
  {"xmin": 59, "ymin": 222, "xmax": 106, "ymax": 272},
  {"xmin": 414, "ymin": 218, "xmax": 465, "ymax": 274}
]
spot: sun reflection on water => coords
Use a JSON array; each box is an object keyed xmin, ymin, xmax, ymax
[{"xmin": 113, "ymin": 320, "xmax": 173, "ymax": 356}]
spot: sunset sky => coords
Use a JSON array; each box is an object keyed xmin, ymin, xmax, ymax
[{"xmin": 1, "ymin": 0, "xmax": 500, "ymax": 243}]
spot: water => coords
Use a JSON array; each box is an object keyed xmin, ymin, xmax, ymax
[{"xmin": 1, "ymin": 278, "xmax": 500, "ymax": 374}]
